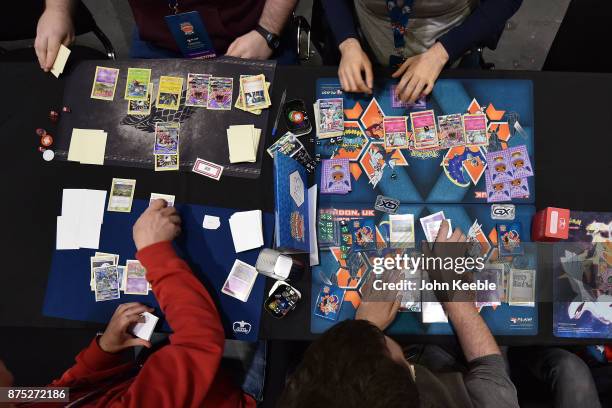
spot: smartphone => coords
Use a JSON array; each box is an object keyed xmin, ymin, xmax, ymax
[
  {"xmin": 264, "ymin": 281, "xmax": 301, "ymax": 319},
  {"xmin": 283, "ymin": 99, "xmax": 312, "ymax": 136}
]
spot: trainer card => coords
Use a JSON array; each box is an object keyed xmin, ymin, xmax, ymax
[
  {"xmin": 437, "ymin": 113, "xmax": 465, "ymax": 148},
  {"xmin": 156, "ymin": 75, "xmax": 184, "ymax": 110},
  {"xmin": 90, "ymin": 66, "xmax": 119, "ymax": 101},
  {"xmin": 94, "ymin": 265, "xmax": 120, "ymax": 302},
  {"xmin": 391, "ymin": 85, "xmax": 426, "ymax": 109},
  {"xmin": 497, "ymin": 222, "xmax": 524, "ymax": 256},
  {"xmin": 316, "ymin": 98, "xmax": 344, "ymax": 138},
  {"xmin": 207, "ymin": 76, "xmax": 233, "ymax": 110},
  {"xmin": 149, "ymin": 193, "xmax": 175, "ymax": 207},
  {"xmin": 486, "ymin": 150, "xmax": 514, "ymax": 183},
  {"xmin": 154, "ymin": 122, "xmax": 180, "ymax": 154},
  {"xmin": 222, "ymin": 259, "xmax": 258, "ymax": 302},
  {"xmin": 185, "ymin": 73, "xmax": 211, "ymax": 107},
  {"xmin": 154, "ymin": 154, "xmax": 179, "ymax": 171},
  {"xmin": 410, "ymin": 110, "xmax": 438, "ymax": 149},
  {"xmin": 107, "ymin": 178, "xmax": 136, "ymax": 212},
  {"xmin": 463, "ymin": 113, "xmax": 488, "ymax": 146},
  {"xmin": 419, "ymin": 211, "xmax": 446, "ymax": 242},
  {"xmin": 485, "ymin": 171, "xmax": 511, "ymax": 203},
  {"xmin": 128, "ymin": 83, "xmax": 153, "ymax": 115},
  {"xmin": 509, "ymin": 177, "xmax": 530, "ymax": 198},
  {"xmin": 383, "ymin": 116, "xmax": 409, "ymax": 149},
  {"xmin": 351, "ymin": 218, "xmax": 376, "ymax": 251},
  {"xmin": 192, "ymin": 157, "xmax": 223, "ymax": 180},
  {"xmin": 508, "ymin": 268, "xmax": 535, "ymax": 306},
  {"xmin": 506, "ymin": 145, "xmax": 534, "ymax": 178},
  {"xmin": 240, "ymin": 74, "xmax": 270, "ymax": 110},
  {"xmin": 124, "ymin": 67, "xmax": 151, "ymax": 100},
  {"xmin": 124, "ymin": 260, "xmax": 149, "ymax": 295},
  {"xmin": 320, "ymin": 158, "xmax": 351, "ymax": 194},
  {"xmin": 389, "ymin": 213, "xmax": 415, "ymax": 248},
  {"xmin": 314, "ymin": 285, "xmax": 345, "ymax": 321}
]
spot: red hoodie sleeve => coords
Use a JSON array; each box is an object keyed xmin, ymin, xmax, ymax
[{"xmin": 111, "ymin": 241, "xmax": 248, "ymax": 407}]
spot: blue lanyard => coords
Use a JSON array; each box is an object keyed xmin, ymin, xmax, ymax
[{"xmin": 387, "ymin": 0, "xmax": 413, "ymax": 65}]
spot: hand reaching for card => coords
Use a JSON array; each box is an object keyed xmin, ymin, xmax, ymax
[
  {"xmin": 133, "ymin": 199, "xmax": 182, "ymax": 251},
  {"xmin": 355, "ymin": 269, "xmax": 401, "ymax": 330},
  {"xmin": 99, "ymin": 303, "xmax": 154, "ymax": 353},
  {"xmin": 35, "ymin": 5, "xmax": 75, "ymax": 72}
]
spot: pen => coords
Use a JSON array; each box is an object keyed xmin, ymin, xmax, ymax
[{"xmin": 272, "ymin": 88, "xmax": 287, "ymax": 137}]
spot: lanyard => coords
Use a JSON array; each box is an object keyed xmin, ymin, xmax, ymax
[
  {"xmin": 168, "ymin": 0, "xmax": 179, "ymax": 14},
  {"xmin": 387, "ymin": 0, "xmax": 414, "ymax": 65}
]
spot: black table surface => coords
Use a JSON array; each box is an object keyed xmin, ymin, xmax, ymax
[{"xmin": 1, "ymin": 62, "xmax": 611, "ymax": 346}]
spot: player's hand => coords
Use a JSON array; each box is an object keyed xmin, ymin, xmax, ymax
[
  {"xmin": 133, "ymin": 199, "xmax": 181, "ymax": 251},
  {"xmin": 338, "ymin": 38, "xmax": 373, "ymax": 94},
  {"xmin": 421, "ymin": 220, "xmax": 475, "ymax": 303},
  {"xmin": 392, "ymin": 42, "xmax": 449, "ymax": 103},
  {"xmin": 226, "ymin": 30, "xmax": 273, "ymax": 60},
  {"xmin": 35, "ymin": 6, "xmax": 75, "ymax": 72},
  {"xmin": 99, "ymin": 303, "xmax": 154, "ymax": 353},
  {"xmin": 356, "ymin": 269, "xmax": 401, "ymax": 330}
]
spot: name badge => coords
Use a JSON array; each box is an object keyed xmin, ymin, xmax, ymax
[{"xmin": 165, "ymin": 11, "xmax": 216, "ymax": 59}]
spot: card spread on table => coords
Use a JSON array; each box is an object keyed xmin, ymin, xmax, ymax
[
  {"xmin": 51, "ymin": 44, "xmax": 71, "ymax": 78},
  {"xmin": 56, "ymin": 189, "xmax": 106, "ymax": 250},
  {"xmin": 410, "ymin": 110, "xmax": 438, "ymax": 149},
  {"xmin": 107, "ymin": 178, "xmax": 136, "ymax": 213},
  {"xmin": 90, "ymin": 255, "xmax": 116, "ymax": 291},
  {"xmin": 130, "ymin": 312, "xmax": 159, "ymax": 341},
  {"xmin": 127, "ymin": 83, "xmax": 153, "ymax": 115},
  {"xmin": 156, "ymin": 76, "xmax": 183, "ymax": 110},
  {"xmin": 222, "ymin": 259, "xmax": 259, "ymax": 302},
  {"xmin": 124, "ymin": 260, "xmax": 149, "ymax": 295},
  {"xmin": 149, "ymin": 193, "xmax": 175, "ymax": 207},
  {"xmin": 185, "ymin": 73, "xmax": 211, "ymax": 107},
  {"xmin": 94, "ymin": 265, "xmax": 120, "ymax": 302},
  {"xmin": 124, "ymin": 68, "xmax": 151, "ymax": 101},
  {"xmin": 91, "ymin": 66, "xmax": 119, "ymax": 101},
  {"xmin": 67, "ymin": 129, "xmax": 108, "ymax": 165},
  {"xmin": 227, "ymin": 125, "xmax": 261, "ymax": 163},
  {"xmin": 207, "ymin": 76, "xmax": 233, "ymax": 110},
  {"xmin": 228, "ymin": 210, "xmax": 264, "ymax": 253}
]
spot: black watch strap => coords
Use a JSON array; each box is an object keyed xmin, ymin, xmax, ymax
[{"xmin": 255, "ymin": 24, "xmax": 280, "ymax": 50}]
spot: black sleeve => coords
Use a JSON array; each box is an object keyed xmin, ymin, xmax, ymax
[
  {"xmin": 321, "ymin": 0, "xmax": 359, "ymax": 46},
  {"xmin": 463, "ymin": 354, "xmax": 520, "ymax": 408}
]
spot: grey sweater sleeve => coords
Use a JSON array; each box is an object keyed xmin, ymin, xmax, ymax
[{"xmin": 463, "ymin": 354, "xmax": 519, "ymax": 408}]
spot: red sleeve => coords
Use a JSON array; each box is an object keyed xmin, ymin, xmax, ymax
[
  {"xmin": 112, "ymin": 241, "xmax": 239, "ymax": 407},
  {"xmin": 49, "ymin": 337, "xmax": 134, "ymax": 387}
]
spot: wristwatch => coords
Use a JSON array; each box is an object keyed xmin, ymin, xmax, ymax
[{"xmin": 255, "ymin": 24, "xmax": 280, "ymax": 50}]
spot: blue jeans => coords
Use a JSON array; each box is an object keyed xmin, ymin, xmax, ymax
[
  {"xmin": 241, "ymin": 340, "xmax": 267, "ymax": 402},
  {"xmin": 129, "ymin": 27, "xmax": 297, "ymax": 65}
]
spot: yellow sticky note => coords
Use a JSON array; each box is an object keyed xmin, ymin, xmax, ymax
[{"xmin": 51, "ymin": 44, "xmax": 71, "ymax": 78}]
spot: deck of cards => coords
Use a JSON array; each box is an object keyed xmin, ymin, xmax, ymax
[
  {"xmin": 227, "ymin": 124, "xmax": 261, "ymax": 163},
  {"xmin": 90, "ymin": 254, "xmax": 150, "ymax": 301},
  {"xmin": 222, "ymin": 259, "xmax": 259, "ymax": 302},
  {"xmin": 236, "ymin": 74, "xmax": 271, "ymax": 113},
  {"xmin": 320, "ymin": 158, "xmax": 351, "ymax": 194},
  {"xmin": 314, "ymin": 98, "xmax": 344, "ymax": 138}
]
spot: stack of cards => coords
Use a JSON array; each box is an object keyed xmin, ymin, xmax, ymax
[
  {"xmin": 107, "ymin": 178, "xmax": 136, "ymax": 213},
  {"xmin": 228, "ymin": 210, "xmax": 264, "ymax": 253},
  {"xmin": 67, "ymin": 129, "xmax": 108, "ymax": 165},
  {"xmin": 91, "ymin": 66, "xmax": 120, "ymax": 101},
  {"xmin": 320, "ymin": 158, "xmax": 351, "ymax": 194},
  {"xmin": 314, "ymin": 98, "xmax": 344, "ymax": 138},
  {"xmin": 222, "ymin": 259, "xmax": 259, "ymax": 302},
  {"xmin": 127, "ymin": 82, "xmax": 153, "ymax": 116},
  {"xmin": 420, "ymin": 211, "xmax": 452, "ymax": 242},
  {"xmin": 154, "ymin": 122, "xmax": 180, "ymax": 171},
  {"xmin": 383, "ymin": 116, "xmax": 409, "ymax": 149},
  {"xmin": 156, "ymin": 76, "xmax": 184, "ymax": 110},
  {"xmin": 227, "ymin": 124, "xmax": 261, "ymax": 163},
  {"xmin": 485, "ymin": 145, "xmax": 533, "ymax": 203},
  {"xmin": 90, "ymin": 253, "xmax": 120, "ymax": 296},
  {"xmin": 56, "ymin": 189, "xmax": 106, "ymax": 250},
  {"xmin": 149, "ymin": 193, "xmax": 175, "ymax": 207},
  {"xmin": 207, "ymin": 76, "xmax": 233, "ymax": 110},
  {"xmin": 267, "ymin": 132, "xmax": 316, "ymax": 173},
  {"xmin": 410, "ymin": 110, "xmax": 439, "ymax": 150},
  {"xmin": 236, "ymin": 74, "xmax": 271, "ymax": 114}
]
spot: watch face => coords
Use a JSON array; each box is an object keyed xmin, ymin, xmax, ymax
[{"xmin": 267, "ymin": 34, "xmax": 280, "ymax": 49}]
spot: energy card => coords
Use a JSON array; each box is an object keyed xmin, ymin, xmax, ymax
[
  {"xmin": 124, "ymin": 260, "xmax": 149, "ymax": 295},
  {"xmin": 154, "ymin": 154, "xmax": 179, "ymax": 171},
  {"xmin": 486, "ymin": 150, "xmax": 513, "ymax": 183},
  {"xmin": 240, "ymin": 74, "xmax": 270, "ymax": 110},
  {"xmin": 497, "ymin": 222, "xmax": 524, "ymax": 256},
  {"xmin": 154, "ymin": 122, "xmax": 180, "ymax": 154},
  {"xmin": 156, "ymin": 75, "xmax": 184, "ymax": 110},
  {"xmin": 351, "ymin": 218, "xmax": 376, "ymax": 251},
  {"xmin": 185, "ymin": 73, "xmax": 211, "ymax": 107},
  {"xmin": 320, "ymin": 158, "xmax": 351, "ymax": 194},
  {"xmin": 222, "ymin": 259, "xmax": 258, "ymax": 302},
  {"xmin": 128, "ymin": 83, "xmax": 153, "ymax": 115},
  {"xmin": 506, "ymin": 145, "xmax": 534, "ymax": 178},
  {"xmin": 90, "ymin": 66, "xmax": 119, "ymax": 101},
  {"xmin": 437, "ymin": 113, "xmax": 465, "ymax": 149},
  {"xmin": 107, "ymin": 178, "xmax": 136, "ymax": 212},
  {"xmin": 316, "ymin": 98, "xmax": 344, "ymax": 138},
  {"xmin": 94, "ymin": 265, "xmax": 120, "ymax": 302},
  {"xmin": 207, "ymin": 76, "xmax": 233, "ymax": 110},
  {"xmin": 410, "ymin": 110, "xmax": 438, "ymax": 149},
  {"xmin": 463, "ymin": 113, "xmax": 488, "ymax": 146},
  {"xmin": 149, "ymin": 193, "xmax": 175, "ymax": 207},
  {"xmin": 314, "ymin": 285, "xmax": 345, "ymax": 321},
  {"xmin": 389, "ymin": 213, "xmax": 415, "ymax": 248},
  {"xmin": 508, "ymin": 268, "xmax": 535, "ymax": 306},
  {"xmin": 124, "ymin": 67, "xmax": 151, "ymax": 101},
  {"xmin": 383, "ymin": 116, "xmax": 409, "ymax": 149}
]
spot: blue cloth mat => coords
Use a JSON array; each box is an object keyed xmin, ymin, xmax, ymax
[{"xmin": 43, "ymin": 199, "xmax": 274, "ymax": 342}]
